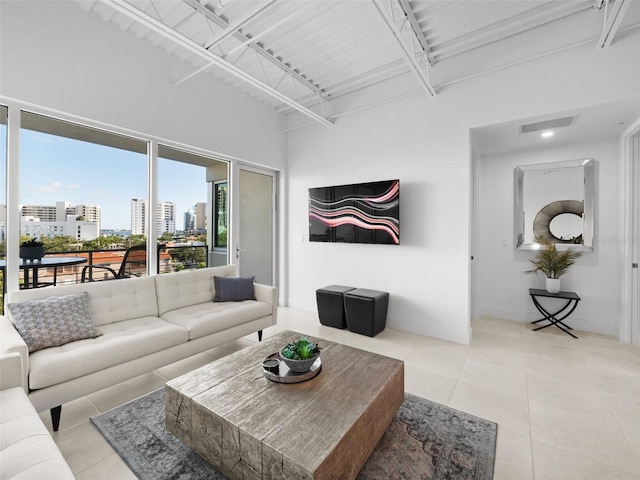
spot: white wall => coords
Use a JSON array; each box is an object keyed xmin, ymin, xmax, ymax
[
  {"xmin": 479, "ymin": 140, "xmax": 621, "ymax": 335},
  {"xmin": 2, "ymin": 1, "xmax": 639, "ymax": 343},
  {"xmin": 285, "ymin": 32, "xmax": 640, "ymax": 344},
  {"xmin": 287, "ymin": 94, "xmax": 472, "ymax": 343},
  {"xmin": 0, "ymin": 0, "xmax": 285, "ymax": 170}
]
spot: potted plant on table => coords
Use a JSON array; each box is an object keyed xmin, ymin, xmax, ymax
[
  {"xmin": 526, "ymin": 235, "xmax": 582, "ymax": 293},
  {"xmin": 19, "ymin": 238, "xmax": 45, "ymax": 262},
  {"xmin": 279, "ymin": 337, "xmax": 322, "ymax": 373}
]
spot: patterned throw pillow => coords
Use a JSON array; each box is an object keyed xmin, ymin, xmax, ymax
[
  {"xmin": 8, "ymin": 292, "xmax": 102, "ymax": 353},
  {"xmin": 213, "ymin": 276, "xmax": 256, "ymax": 302}
]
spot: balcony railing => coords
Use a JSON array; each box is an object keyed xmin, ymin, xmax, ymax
[{"xmin": 0, "ymin": 245, "xmax": 209, "ymax": 312}]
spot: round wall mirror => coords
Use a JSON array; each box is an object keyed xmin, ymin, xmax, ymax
[
  {"xmin": 549, "ymin": 213, "xmax": 583, "ymax": 242},
  {"xmin": 533, "ymin": 199, "xmax": 584, "ymax": 244}
]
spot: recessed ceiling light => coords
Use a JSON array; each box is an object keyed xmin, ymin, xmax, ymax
[{"xmin": 541, "ymin": 131, "xmax": 554, "ymax": 138}]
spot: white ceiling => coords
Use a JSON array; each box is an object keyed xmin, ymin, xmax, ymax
[
  {"xmin": 471, "ymin": 98, "xmax": 640, "ymax": 155},
  {"xmin": 75, "ymin": 0, "xmax": 640, "ymax": 127}
]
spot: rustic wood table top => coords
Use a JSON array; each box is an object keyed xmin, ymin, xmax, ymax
[{"xmin": 166, "ymin": 330, "xmax": 404, "ymax": 480}]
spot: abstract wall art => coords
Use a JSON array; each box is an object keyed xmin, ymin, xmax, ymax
[{"xmin": 308, "ymin": 179, "xmax": 400, "ymax": 245}]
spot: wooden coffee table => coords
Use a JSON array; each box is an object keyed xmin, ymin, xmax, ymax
[{"xmin": 166, "ymin": 330, "xmax": 404, "ymax": 480}]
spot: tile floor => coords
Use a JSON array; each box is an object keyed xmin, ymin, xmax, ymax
[{"xmin": 39, "ymin": 307, "xmax": 640, "ymax": 480}]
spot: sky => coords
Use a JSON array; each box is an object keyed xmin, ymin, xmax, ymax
[{"xmin": 16, "ymin": 129, "xmax": 208, "ymax": 231}]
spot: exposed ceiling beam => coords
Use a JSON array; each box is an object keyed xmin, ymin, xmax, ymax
[
  {"xmin": 225, "ymin": 8, "xmax": 301, "ymax": 56},
  {"xmin": 370, "ymin": 0, "xmax": 436, "ymax": 96},
  {"xmin": 597, "ymin": 0, "xmax": 632, "ymax": 48},
  {"xmin": 102, "ymin": 0, "xmax": 332, "ymax": 127},
  {"xmin": 398, "ymin": 0, "xmax": 435, "ymax": 66},
  {"xmin": 431, "ymin": 1, "xmax": 592, "ymax": 61},
  {"xmin": 182, "ymin": 0, "xmax": 331, "ymax": 102},
  {"xmin": 204, "ymin": 0, "xmax": 280, "ymax": 50}
]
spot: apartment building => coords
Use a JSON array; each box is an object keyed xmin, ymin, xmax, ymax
[{"xmin": 131, "ymin": 198, "xmax": 176, "ymax": 236}]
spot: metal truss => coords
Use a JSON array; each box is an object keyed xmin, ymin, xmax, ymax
[
  {"xmin": 370, "ymin": 0, "xmax": 437, "ymax": 96},
  {"xmin": 596, "ymin": 0, "xmax": 632, "ymax": 48},
  {"xmin": 102, "ymin": 0, "xmax": 332, "ymax": 126}
]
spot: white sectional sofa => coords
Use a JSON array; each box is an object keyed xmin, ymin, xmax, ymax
[
  {"xmin": 0, "ymin": 264, "xmax": 277, "ymax": 432},
  {"xmin": 0, "ymin": 352, "xmax": 74, "ymax": 479}
]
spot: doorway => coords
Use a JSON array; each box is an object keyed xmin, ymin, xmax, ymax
[
  {"xmin": 232, "ymin": 164, "xmax": 276, "ymax": 286},
  {"xmin": 621, "ymin": 126, "xmax": 640, "ymax": 344}
]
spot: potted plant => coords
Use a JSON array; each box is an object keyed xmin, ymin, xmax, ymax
[
  {"xmin": 526, "ymin": 235, "xmax": 581, "ymax": 293},
  {"xmin": 19, "ymin": 238, "xmax": 45, "ymax": 261},
  {"xmin": 279, "ymin": 337, "xmax": 322, "ymax": 373}
]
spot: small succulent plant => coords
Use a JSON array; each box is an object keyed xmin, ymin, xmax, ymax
[{"xmin": 281, "ymin": 337, "xmax": 321, "ymax": 360}]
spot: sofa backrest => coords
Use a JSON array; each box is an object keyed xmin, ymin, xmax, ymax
[
  {"xmin": 5, "ymin": 276, "xmax": 158, "ymax": 327},
  {"xmin": 155, "ymin": 265, "xmax": 237, "ymax": 316}
]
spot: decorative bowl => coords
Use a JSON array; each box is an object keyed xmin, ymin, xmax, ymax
[{"xmin": 278, "ymin": 348, "xmax": 320, "ymax": 373}]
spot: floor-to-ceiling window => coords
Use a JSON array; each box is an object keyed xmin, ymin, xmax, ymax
[
  {"xmin": 1, "ymin": 104, "xmax": 271, "ymax": 294},
  {"xmin": 19, "ymin": 112, "xmax": 148, "ymax": 284},
  {"xmin": 158, "ymin": 144, "xmax": 228, "ymax": 271}
]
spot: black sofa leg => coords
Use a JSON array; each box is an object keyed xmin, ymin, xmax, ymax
[
  {"xmin": 51, "ymin": 405, "xmax": 62, "ymax": 432},
  {"xmin": 258, "ymin": 330, "xmax": 263, "ymax": 342}
]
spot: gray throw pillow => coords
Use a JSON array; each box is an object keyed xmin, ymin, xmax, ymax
[
  {"xmin": 8, "ymin": 292, "xmax": 102, "ymax": 353},
  {"xmin": 213, "ymin": 276, "xmax": 256, "ymax": 302}
]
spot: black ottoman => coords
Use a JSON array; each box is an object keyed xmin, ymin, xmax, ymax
[
  {"xmin": 316, "ymin": 285, "xmax": 355, "ymax": 328},
  {"xmin": 343, "ymin": 289, "xmax": 389, "ymax": 337}
]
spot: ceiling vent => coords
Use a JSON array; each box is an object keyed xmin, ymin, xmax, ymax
[{"xmin": 519, "ymin": 116, "xmax": 577, "ymax": 134}]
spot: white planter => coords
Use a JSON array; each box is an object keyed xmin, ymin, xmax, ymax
[{"xmin": 546, "ymin": 278, "xmax": 561, "ymax": 294}]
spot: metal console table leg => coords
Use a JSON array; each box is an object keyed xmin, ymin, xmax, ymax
[{"xmin": 529, "ymin": 288, "xmax": 581, "ymax": 339}]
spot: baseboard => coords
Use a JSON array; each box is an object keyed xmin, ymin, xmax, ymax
[{"xmin": 478, "ymin": 306, "xmax": 528, "ymax": 322}]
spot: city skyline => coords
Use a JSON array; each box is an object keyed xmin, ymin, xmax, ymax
[{"xmin": 18, "ymin": 128, "xmax": 208, "ymax": 231}]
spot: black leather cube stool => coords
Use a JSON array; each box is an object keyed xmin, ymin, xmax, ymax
[
  {"xmin": 343, "ymin": 288, "xmax": 389, "ymax": 337},
  {"xmin": 316, "ymin": 285, "xmax": 355, "ymax": 328}
]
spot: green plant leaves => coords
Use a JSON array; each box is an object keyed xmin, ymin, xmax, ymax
[
  {"xmin": 526, "ymin": 235, "xmax": 582, "ymax": 279},
  {"xmin": 281, "ymin": 337, "xmax": 321, "ymax": 360}
]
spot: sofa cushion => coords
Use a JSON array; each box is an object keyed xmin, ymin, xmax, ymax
[
  {"xmin": 155, "ymin": 265, "xmax": 237, "ymax": 316},
  {"xmin": 160, "ymin": 300, "xmax": 272, "ymax": 340},
  {"xmin": 6, "ymin": 276, "xmax": 159, "ymax": 327},
  {"xmin": 7, "ymin": 292, "xmax": 102, "ymax": 353},
  {"xmin": 0, "ymin": 387, "xmax": 75, "ymax": 479},
  {"xmin": 214, "ymin": 276, "xmax": 256, "ymax": 302},
  {"xmin": 28, "ymin": 316, "xmax": 188, "ymax": 390}
]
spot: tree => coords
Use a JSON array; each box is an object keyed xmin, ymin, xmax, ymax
[
  {"xmin": 39, "ymin": 235, "xmax": 78, "ymax": 252},
  {"xmin": 82, "ymin": 235, "xmax": 125, "ymax": 251},
  {"xmin": 127, "ymin": 235, "xmax": 147, "ymax": 247},
  {"xmin": 159, "ymin": 232, "xmax": 174, "ymax": 243}
]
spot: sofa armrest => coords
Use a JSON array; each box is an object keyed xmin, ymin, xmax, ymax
[
  {"xmin": 0, "ymin": 316, "xmax": 29, "ymax": 392},
  {"xmin": 0, "ymin": 352, "xmax": 24, "ymax": 390},
  {"xmin": 254, "ymin": 283, "xmax": 278, "ymax": 323}
]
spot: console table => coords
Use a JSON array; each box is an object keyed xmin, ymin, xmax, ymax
[{"xmin": 529, "ymin": 288, "xmax": 581, "ymax": 338}]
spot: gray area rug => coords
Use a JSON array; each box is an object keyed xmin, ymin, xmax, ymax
[{"xmin": 91, "ymin": 388, "xmax": 497, "ymax": 480}]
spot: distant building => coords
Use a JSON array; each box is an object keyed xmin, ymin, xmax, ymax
[
  {"xmin": 194, "ymin": 202, "xmax": 207, "ymax": 233},
  {"xmin": 131, "ymin": 199, "xmax": 146, "ymax": 235},
  {"xmin": 18, "ymin": 201, "xmax": 101, "ymax": 240},
  {"xmin": 131, "ymin": 199, "xmax": 176, "ymax": 236},
  {"xmin": 21, "ymin": 201, "xmax": 101, "ymax": 230},
  {"xmin": 157, "ymin": 202, "xmax": 176, "ymax": 236},
  {"xmin": 183, "ymin": 202, "xmax": 206, "ymax": 235},
  {"xmin": 184, "ymin": 210, "xmax": 195, "ymax": 232},
  {"xmin": 100, "ymin": 229, "xmax": 131, "ymax": 238},
  {"xmin": 21, "ymin": 214, "xmax": 99, "ymax": 241}
]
